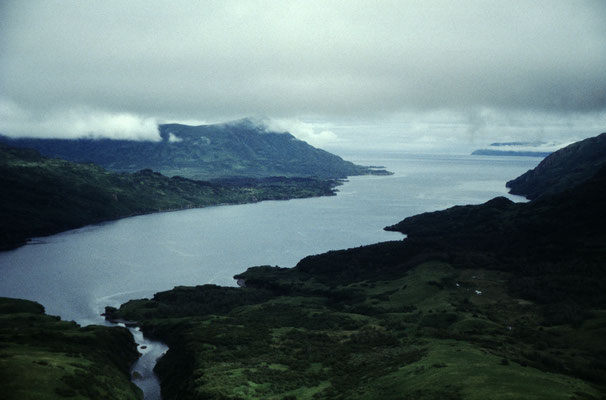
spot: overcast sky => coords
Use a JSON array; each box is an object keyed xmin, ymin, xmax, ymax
[{"xmin": 1, "ymin": 1, "xmax": 604, "ymax": 151}]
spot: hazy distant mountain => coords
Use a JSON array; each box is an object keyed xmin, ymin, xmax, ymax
[
  {"xmin": 506, "ymin": 132, "xmax": 606, "ymax": 199},
  {"xmin": 471, "ymin": 149, "xmax": 551, "ymax": 157},
  {"xmin": 489, "ymin": 141, "xmax": 547, "ymax": 147},
  {"xmin": 472, "ymin": 141, "xmax": 554, "ymax": 157},
  {"xmin": 0, "ymin": 118, "xmax": 390, "ymax": 180}
]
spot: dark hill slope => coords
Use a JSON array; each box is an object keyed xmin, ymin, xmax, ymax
[
  {"xmin": 385, "ymin": 166, "xmax": 606, "ymax": 305},
  {"xmin": 295, "ymin": 165, "xmax": 606, "ymax": 306},
  {"xmin": 506, "ymin": 132, "xmax": 606, "ymax": 199},
  {"xmin": 0, "ymin": 119, "xmax": 389, "ymax": 179},
  {"xmin": 0, "ymin": 143, "xmax": 338, "ymax": 250}
]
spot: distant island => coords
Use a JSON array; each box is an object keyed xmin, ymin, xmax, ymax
[
  {"xmin": 0, "ymin": 118, "xmax": 391, "ymax": 180},
  {"xmin": 472, "ymin": 140, "xmax": 554, "ymax": 157},
  {"xmin": 471, "ymin": 149, "xmax": 552, "ymax": 157},
  {"xmin": 488, "ymin": 141, "xmax": 547, "ymax": 147}
]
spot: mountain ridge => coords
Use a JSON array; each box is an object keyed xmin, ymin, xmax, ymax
[{"xmin": 0, "ymin": 118, "xmax": 391, "ymax": 180}]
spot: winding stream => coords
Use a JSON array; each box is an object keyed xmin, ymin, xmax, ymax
[
  {"xmin": 128, "ymin": 327, "xmax": 168, "ymax": 399},
  {"xmin": 0, "ymin": 154, "xmax": 540, "ymax": 399}
]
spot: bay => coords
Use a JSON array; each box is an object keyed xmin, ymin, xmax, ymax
[{"xmin": 0, "ymin": 153, "xmax": 539, "ymax": 325}]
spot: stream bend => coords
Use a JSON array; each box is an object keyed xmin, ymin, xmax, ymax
[{"xmin": 119, "ymin": 323, "xmax": 168, "ymax": 400}]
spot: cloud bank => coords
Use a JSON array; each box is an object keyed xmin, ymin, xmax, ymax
[
  {"xmin": 0, "ymin": 99, "xmax": 160, "ymax": 140},
  {"xmin": 0, "ymin": 1, "xmax": 604, "ymax": 144},
  {"xmin": 266, "ymin": 119, "xmax": 338, "ymax": 147}
]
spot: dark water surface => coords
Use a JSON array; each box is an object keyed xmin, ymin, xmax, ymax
[{"xmin": 0, "ymin": 153, "xmax": 540, "ymax": 398}]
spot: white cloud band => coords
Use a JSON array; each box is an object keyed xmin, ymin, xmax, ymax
[{"xmin": 0, "ymin": 99, "xmax": 160, "ymax": 141}]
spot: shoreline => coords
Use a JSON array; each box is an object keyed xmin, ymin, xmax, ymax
[{"xmin": 0, "ymin": 179, "xmax": 344, "ymax": 252}]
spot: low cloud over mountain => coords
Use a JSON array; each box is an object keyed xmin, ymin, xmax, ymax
[{"xmin": 1, "ymin": 1, "xmax": 604, "ymax": 147}]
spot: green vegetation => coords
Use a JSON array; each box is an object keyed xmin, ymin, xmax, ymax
[
  {"xmin": 108, "ymin": 260, "xmax": 605, "ymax": 399},
  {"xmin": 107, "ymin": 163, "xmax": 606, "ymax": 399},
  {"xmin": 0, "ymin": 143, "xmax": 339, "ymax": 250},
  {"xmin": 0, "ymin": 118, "xmax": 391, "ymax": 180},
  {"xmin": 5, "ymin": 132, "xmax": 605, "ymax": 398},
  {"xmin": 0, "ymin": 297, "xmax": 141, "ymax": 400},
  {"xmin": 506, "ymin": 131, "xmax": 606, "ymax": 199}
]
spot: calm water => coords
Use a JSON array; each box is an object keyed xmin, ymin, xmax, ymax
[
  {"xmin": 0, "ymin": 153, "xmax": 539, "ymax": 398},
  {"xmin": 0, "ymin": 154, "xmax": 539, "ymax": 323}
]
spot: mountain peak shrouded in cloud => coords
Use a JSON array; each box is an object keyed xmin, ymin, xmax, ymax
[
  {"xmin": 1, "ymin": 1, "xmax": 605, "ymax": 148},
  {"xmin": 0, "ymin": 118, "xmax": 391, "ymax": 179}
]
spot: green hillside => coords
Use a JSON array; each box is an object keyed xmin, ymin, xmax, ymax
[
  {"xmin": 0, "ymin": 297, "xmax": 141, "ymax": 400},
  {"xmin": 0, "ymin": 118, "xmax": 391, "ymax": 180},
  {"xmin": 0, "ymin": 143, "xmax": 338, "ymax": 250}
]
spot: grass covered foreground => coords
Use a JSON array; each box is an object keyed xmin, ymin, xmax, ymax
[
  {"xmin": 107, "ymin": 164, "xmax": 606, "ymax": 399},
  {"xmin": 0, "ymin": 143, "xmax": 339, "ymax": 250},
  {"xmin": 0, "ymin": 297, "xmax": 142, "ymax": 400},
  {"xmin": 108, "ymin": 260, "xmax": 605, "ymax": 400}
]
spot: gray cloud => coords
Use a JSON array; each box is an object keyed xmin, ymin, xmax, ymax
[{"xmin": 0, "ymin": 0, "xmax": 604, "ymax": 143}]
